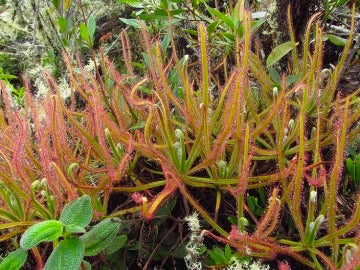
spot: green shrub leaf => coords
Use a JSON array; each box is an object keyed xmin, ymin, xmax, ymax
[
  {"xmin": 87, "ymin": 15, "xmax": 96, "ymax": 39},
  {"xmin": 0, "ymin": 249, "xmax": 28, "ymax": 270},
  {"xmin": 324, "ymin": 34, "xmax": 347, "ymax": 47},
  {"xmin": 79, "ymin": 23, "xmax": 89, "ymax": 42},
  {"xmin": 105, "ymin": 235, "xmax": 128, "ymax": 255},
  {"xmin": 266, "ymin": 41, "xmax": 297, "ymax": 67},
  {"xmin": 57, "ymin": 17, "xmax": 68, "ymax": 34},
  {"xmin": 64, "ymin": 224, "xmax": 87, "ymax": 234},
  {"xmin": 43, "ymin": 237, "xmax": 84, "ymax": 270},
  {"xmin": 207, "ymin": 7, "xmax": 235, "ymax": 31},
  {"xmin": 119, "ymin": 18, "xmax": 141, "ymax": 29},
  {"xmin": 20, "ymin": 220, "xmax": 63, "ymax": 250},
  {"xmin": 80, "ymin": 218, "xmax": 121, "ymax": 256},
  {"xmin": 59, "ymin": 195, "xmax": 93, "ymax": 228},
  {"xmin": 346, "ymin": 158, "xmax": 355, "ymax": 179}
]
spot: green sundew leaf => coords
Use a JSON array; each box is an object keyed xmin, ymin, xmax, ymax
[
  {"xmin": 80, "ymin": 218, "xmax": 121, "ymax": 256},
  {"xmin": 105, "ymin": 235, "xmax": 128, "ymax": 255},
  {"xmin": 0, "ymin": 209, "xmax": 20, "ymax": 222},
  {"xmin": 228, "ymin": 216, "xmax": 237, "ymax": 225},
  {"xmin": 0, "ymin": 249, "xmax": 28, "ymax": 270},
  {"xmin": 87, "ymin": 15, "xmax": 96, "ymax": 39},
  {"xmin": 7, "ymin": 193, "xmax": 24, "ymax": 220},
  {"xmin": 207, "ymin": 7, "xmax": 234, "ymax": 30},
  {"xmin": 119, "ymin": 18, "xmax": 141, "ymax": 28},
  {"xmin": 79, "ymin": 23, "xmax": 89, "ymax": 42},
  {"xmin": 324, "ymin": 34, "xmax": 347, "ymax": 46},
  {"xmin": 59, "ymin": 195, "xmax": 93, "ymax": 228},
  {"xmin": 20, "ymin": 220, "xmax": 63, "ymax": 250},
  {"xmin": 266, "ymin": 41, "xmax": 297, "ymax": 68},
  {"xmin": 43, "ymin": 237, "xmax": 84, "ymax": 270}
]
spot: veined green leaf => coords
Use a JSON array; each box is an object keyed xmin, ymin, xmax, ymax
[
  {"xmin": 346, "ymin": 158, "xmax": 355, "ymax": 179},
  {"xmin": 80, "ymin": 218, "xmax": 121, "ymax": 256},
  {"xmin": 79, "ymin": 23, "xmax": 89, "ymax": 42},
  {"xmin": 0, "ymin": 249, "xmax": 28, "ymax": 270},
  {"xmin": 64, "ymin": 224, "xmax": 87, "ymax": 234},
  {"xmin": 59, "ymin": 195, "xmax": 93, "ymax": 228},
  {"xmin": 119, "ymin": 18, "xmax": 141, "ymax": 28},
  {"xmin": 20, "ymin": 220, "xmax": 63, "ymax": 250},
  {"xmin": 105, "ymin": 235, "xmax": 128, "ymax": 255},
  {"xmin": 51, "ymin": 0, "xmax": 60, "ymax": 9},
  {"xmin": 266, "ymin": 41, "xmax": 297, "ymax": 68},
  {"xmin": 87, "ymin": 15, "xmax": 96, "ymax": 39},
  {"xmin": 57, "ymin": 17, "xmax": 68, "ymax": 34},
  {"xmin": 324, "ymin": 33, "xmax": 347, "ymax": 46},
  {"xmin": 117, "ymin": 0, "xmax": 143, "ymax": 8},
  {"xmin": 207, "ymin": 7, "xmax": 234, "ymax": 31},
  {"xmin": 43, "ymin": 237, "xmax": 84, "ymax": 270}
]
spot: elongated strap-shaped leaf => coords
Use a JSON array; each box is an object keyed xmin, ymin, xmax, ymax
[
  {"xmin": 80, "ymin": 218, "xmax": 121, "ymax": 256},
  {"xmin": 0, "ymin": 249, "xmax": 28, "ymax": 270},
  {"xmin": 266, "ymin": 41, "xmax": 297, "ymax": 68},
  {"xmin": 20, "ymin": 220, "xmax": 63, "ymax": 250},
  {"xmin": 43, "ymin": 237, "xmax": 84, "ymax": 270},
  {"xmin": 59, "ymin": 195, "xmax": 92, "ymax": 228}
]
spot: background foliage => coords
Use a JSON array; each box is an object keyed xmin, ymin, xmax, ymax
[{"xmin": 1, "ymin": 0, "xmax": 360, "ymax": 269}]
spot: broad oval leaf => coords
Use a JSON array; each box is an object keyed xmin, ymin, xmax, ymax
[
  {"xmin": 87, "ymin": 15, "xmax": 96, "ymax": 39},
  {"xmin": 119, "ymin": 18, "xmax": 141, "ymax": 29},
  {"xmin": 105, "ymin": 235, "xmax": 128, "ymax": 255},
  {"xmin": 59, "ymin": 195, "xmax": 92, "ymax": 228},
  {"xmin": 51, "ymin": 0, "xmax": 60, "ymax": 9},
  {"xmin": 20, "ymin": 220, "xmax": 63, "ymax": 250},
  {"xmin": 117, "ymin": 0, "xmax": 143, "ymax": 8},
  {"xmin": 57, "ymin": 17, "xmax": 68, "ymax": 34},
  {"xmin": 64, "ymin": 224, "xmax": 87, "ymax": 234},
  {"xmin": 346, "ymin": 158, "xmax": 355, "ymax": 179},
  {"xmin": 79, "ymin": 23, "xmax": 89, "ymax": 42},
  {"xmin": 80, "ymin": 218, "xmax": 121, "ymax": 256},
  {"xmin": 43, "ymin": 237, "xmax": 84, "ymax": 270},
  {"xmin": 324, "ymin": 34, "xmax": 347, "ymax": 47},
  {"xmin": 266, "ymin": 41, "xmax": 297, "ymax": 68},
  {"xmin": 0, "ymin": 249, "xmax": 28, "ymax": 270},
  {"xmin": 207, "ymin": 7, "xmax": 235, "ymax": 31}
]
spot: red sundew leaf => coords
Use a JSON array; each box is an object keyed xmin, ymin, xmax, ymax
[
  {"xmin": 277, "ymin": 260, "xmax": 291, "ymax": 270},
  {"xmin": 144, "ymin": 172, "xmax": 178, "ymax": 220},
  {"xmin": 304, "ymin": 173, "xmax": 324, "ymax": 188}
]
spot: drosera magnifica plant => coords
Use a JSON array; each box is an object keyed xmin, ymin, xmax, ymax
[{"xmin": 0, "ymin": 2, "xmax": 360, "ymax": 269}]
